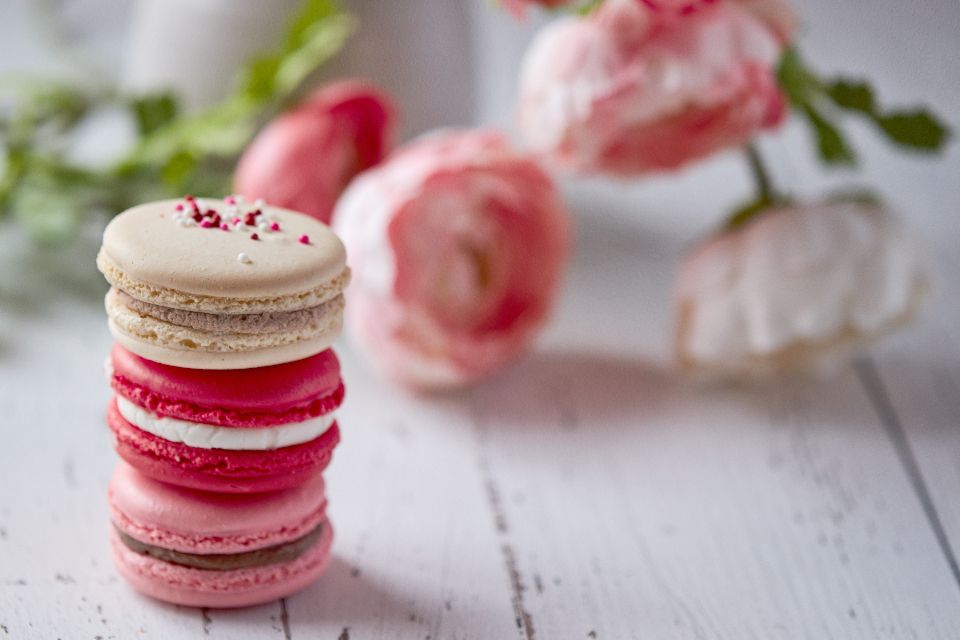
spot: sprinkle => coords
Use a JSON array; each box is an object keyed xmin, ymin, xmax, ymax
[
  {"xmin": 237, "ymin": 252, "xmax": 252, "ymax": 264},
  {"xmin": 224, "ymin": 195, "xmax": 236, "ymax": 205},
  {"xmin": 250, "ymin": 233, "xmax": 260, "ymax": 241},
  {"xmin": 298, "ymin": 234, "xmax": 310, "ymax": 245},
  {"xmin": 200, "ymin": 219, "xmax": 216, "ymax": 228},
  {"xmin": 220, "ymin": 223, "xmax": 230, "ymax": 231},
  {"xmin": 244, "ymin": 212, "xmax": 258, "ymax": 226},
  {"xmin": 231, "ymin": 217, "xmax": 242, "ymax": 226},
  {"xmin": 258, "ymin": 221, "xmax": 269, "ymax": 232},
  {"xmin": 270, "ymin": 222, "xmax": 280, "ymax": 231},
  {"xmin": 184, "ymin": 194, "xmax": 195, "ymax": 201},
  {"xmin": 192, "ymin": 211, "xmax": 203, "ymax": 222},
  {"xmin": 254, "ymin": 198, "xmax": 265, "ymax": 208},
  {"xmin": 174, "ymin": 203, "xmax": 184, "ymax": 211}
]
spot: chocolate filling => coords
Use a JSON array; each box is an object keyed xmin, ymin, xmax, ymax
[
  {"xmin": 116, "ymin": 288, "xmax": 343, "ymax": 335},
  {"xmin": 115, "ymin": 522, "xmax": 325, "ymax": 571}
]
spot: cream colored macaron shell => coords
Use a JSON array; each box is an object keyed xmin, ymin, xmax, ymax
[{"xmin": 98, "ymin": 197, "xmax": 349, "ymax": 369}]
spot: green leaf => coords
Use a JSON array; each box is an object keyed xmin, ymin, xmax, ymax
[
  {"xmin": 775, "ymin": 47, "xmax": 817, "ymax": 108},
  {"xmin": 825, "ymin": 79, "xmax": 875, "ymax": 113},
  {"xmin": 121, "ymin": 0, "xmax": 353, "ymax": 173},
  {"xmin": 802, "ymin": 103, "xmax": 856, "ymax": 165},
  {"xmin": 876, "ymin": 110, "xmax": 950, "ymax": 150},
  {"xmin": 575, "ymin": 0, "xmax": 605, "ymax": 16},
  {"xmin": 131, "ymin": 93, "xmax": 178, "ymax": 135}
]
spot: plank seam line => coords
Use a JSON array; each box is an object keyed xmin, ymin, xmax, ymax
[
  {"xmin": 279, "ymin": 597, "xmax": 292, "ymax": 639},
  {"xmin": 470, "ymin": 396, "xmax": 537, "ymax": 640},
  {"xmin": 854, "ymin": 356, "xmax": 960, "ymax": 595}
]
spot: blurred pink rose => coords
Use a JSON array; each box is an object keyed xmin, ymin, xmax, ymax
[
  {"xmin": 639, "ymin": 0, "xmax": 797, "ymax": 40},
  {"xmin": 234, "ymin": 80, "xmax": 396, "ymax": 224},
  {"xmin": 333, "ymin": 130, "xmax": 572, "ymax": 389},
  {"xmin": 517, "ymin": 0, "xmax": 791, "ymax": 175}
]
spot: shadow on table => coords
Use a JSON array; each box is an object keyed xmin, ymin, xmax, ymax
[
  {"xmin": 462, "ymin": 349, "xmax": 681, "ymax": 429},
  {"xmin": 286, "ymin": 555, "xmax": 497, "ymax": 635}
]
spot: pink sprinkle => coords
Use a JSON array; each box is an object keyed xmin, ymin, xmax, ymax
[
  {"xmin": 220, "ymin": 223, "xmax": 230, "ymax": 231},
  {"xmin": 174, "ymin": 203, "xmax": 184, "ymax": 212},
  {"xmin": 298, "ymin": 234, "xmax": 310, "ymax": 245},
  {"xmin": 250, "ymin": 233, "xmax": 260, "ymax": 241},
  {"xmin": 224, "ymin": 196, "xmax": 236, "ymax": 205},
  {"xmin": 200, "ymin": 219, "xmax": 216, "ymax": 228},
  {"xmin": 270, "ymin": 222, "xmax": 280, "ymax": 231},
  {"xmin": 184, "ymin": 194, "xmax": 195, "ymax": 201},
  {"xmin": 231, "ymin": 217, "xmax": 242, "ymax": 225}
]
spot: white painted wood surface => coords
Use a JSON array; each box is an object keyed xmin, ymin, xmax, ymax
[{"xmin": 2, "ymin": 1, "xmax": 959, "ymax": 638}]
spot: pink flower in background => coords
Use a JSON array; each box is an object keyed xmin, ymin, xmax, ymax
[
  {"xmin": 235, "ymin": 80, "xmax": 396, "ymax": 224},
  {"xmin": 673, "ymin": 200, "xmax": 927, "ymax": 379},
  {"xmin": 333, "ymin": 130, "xmax": 572, "ymax": 389},
  {"xmin": 517, "ymin": 0, "xmax": 791, "ymax": 175}
]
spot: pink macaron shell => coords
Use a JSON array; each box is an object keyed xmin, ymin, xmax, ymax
[
  {"xmin": 109, "ymin": 343, "xmax": 344, "ymax": 427},
  {"xmin": 108, "ymin": 400, "xmax": 340, "ymax": 493},
  {"xmin": 110, "ymin": 521, "xmax": 334, "ymax": 608},
  {"xmin": 109, "ymin": 461, "xmax": 327, "ymax": 554}
]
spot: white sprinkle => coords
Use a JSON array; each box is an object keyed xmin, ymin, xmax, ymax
[
  {"xmin": 226, "ymin": 205, "xmax": 240, "ymax": 216},
  {"xmin": 254, "ymin": 198, "xmax": 265, "ymax": 208},
  {"xmin": 234, "ymin": 194, "xmax": 246, "ymax": 205},
  {"xmin": 237, "ymin": 252, "xmax": 252, "ymax": 264},
  {"xmin": 258, "ymin": 221, "xmax": 269, "ymax": 232}
]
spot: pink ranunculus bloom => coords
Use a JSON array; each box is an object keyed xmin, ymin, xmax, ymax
[
  {"xmin": 332, "ymin": 130, "xmax": 572, "ymax": 389},
  {"xmin": 517, "ymin": 0, "xmax": 790, "ymax": 176},
  {"xmin": 234, "ymin": 80, "xmax": 396, "ymax": 224}
]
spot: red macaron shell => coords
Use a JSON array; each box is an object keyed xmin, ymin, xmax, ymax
[
  {"xmin": 109, "ymin": 344, "xmax": 344, "ymax": 428},
  {"xmin": 108, "ymin": 400, "xmax": 340, "ymax": 493}
]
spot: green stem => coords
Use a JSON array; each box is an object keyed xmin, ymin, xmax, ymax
[
  {"xmin": 724, "ymin": 143, "xmax": 785, "ymax": 230},
  {"xmin": 745, "ymin": 142, "xmax": 773, "ymax": 203}
]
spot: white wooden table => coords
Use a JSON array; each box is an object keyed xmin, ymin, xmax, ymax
[{"xmin": 2, "ymin": 1, "xmax": 959, "ymax": 637}]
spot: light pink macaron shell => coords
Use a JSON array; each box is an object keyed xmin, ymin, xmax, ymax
[
  {"xmin": 109, "ymin": 461, "xmax": 327, "ymax": 554},
  {"xmin": 110, "ymin": 522, "xmax": 334, "ymax": 608}
]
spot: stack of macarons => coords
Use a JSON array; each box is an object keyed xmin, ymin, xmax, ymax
[{"xmin": 97, "ymin": 196, "xmax": 350, "ymax": 607}]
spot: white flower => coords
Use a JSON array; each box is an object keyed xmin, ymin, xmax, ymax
[{"xmin": 674, "ymin": 200, "xmax": 928, "ymax": 379}]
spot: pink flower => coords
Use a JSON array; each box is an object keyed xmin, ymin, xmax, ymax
[
  {"xmin": 234, "ymin": 80, "xmax": 396, "ymax": 224},
  {"xmin": 639, "ymin": 0, "xmax": 797, "ymax": 40},
  {"xmin": 333, "ymin": 130, "xmax": 572, "ymax": 389},
  {"xmin": 674, "ymin": 200, "xmax": 927, "ymax": 379},
  {"xmin": 517, "ymin": 0, "xmax": 791, "ymax": 175}
]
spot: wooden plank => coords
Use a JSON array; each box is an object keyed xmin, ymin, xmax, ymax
[
  {"xmin": 458, "ymin": 192, "xmax": 960, "ymax": 638},
  {"xmin": 861, "ymin": 242, "xmax": 960, "ymax": 590},
  {"xmin": 283, "ymin": 352, "xmax": 521, "ymax": 639}
]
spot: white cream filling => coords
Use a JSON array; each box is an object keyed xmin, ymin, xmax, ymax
[{"xmin": 116, "ymin": 396, "xmax": 335, "ymax": 451}]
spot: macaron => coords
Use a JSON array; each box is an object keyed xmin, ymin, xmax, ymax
[
  {"xmin": 107, "ymin": 343, "xmax": 343, "ymax": 493},
  {"xmin": 109, "ymin": 462, "xmax": 333, "ymax": 608},
  {"xmin": 97, "ymin": 196, "xmax": 350, "ymax": 369}
]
